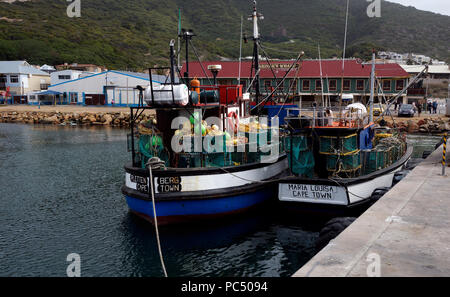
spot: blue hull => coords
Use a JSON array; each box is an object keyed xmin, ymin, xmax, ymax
[{"xmin": 125, "ymin": 189, "xmax": 272, "ymax": 225}]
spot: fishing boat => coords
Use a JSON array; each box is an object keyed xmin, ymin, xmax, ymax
[
  {"xmin": 272, "ymin": 0, "xmax": 433, "ymax": 214},
  {"xmin": 274, "ymin": 48, "xmax": 430, "ymax": 213},
  {"xmin": 121, "ymin": 5, "xmax": 289, "ymax": 225}
]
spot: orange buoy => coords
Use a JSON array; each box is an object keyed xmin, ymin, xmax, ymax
[{"xmin": 191, "ymin": 77, "xmax": 201, "ymax": 95}]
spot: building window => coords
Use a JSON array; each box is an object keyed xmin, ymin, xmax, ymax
[
  {"xmin": 343, "ymin": 79, "xmax": 351, "ymax": 91},
  {"xmin": 292, "ymin": 80, "xmax": 298, "ymax": 93},
  {"xmin": 70, "ymin": 93, "xmax": 78, "ymax": 103},
  {"xmin": 315, "ymin": 80, "xmax": 322, "ymax": 91},
  {"xmin": 329, "ymin": 80, "xmax": 337, "ymax": 91},
  {"xmin": 40, "ymin": 84, "xmax": 50, "ymax": 90},
  {"xmin": 383, "ymin": 80, "xmax": 391, "ymax": 91},
  {"xmin": 286, "ymin": 79, "xmax": 298, "ymax": 93},
  {"xmin": 58, "ymin": 75, "xmax": 71, "ymax": 80},
  {"xmin": 302, "ymin": 80, "xmax": 310, "ymax": 91},
  {"xmin": 356, "ymin": 80, "xmax": 365, "ymax": 91},
  {"xmin": 10, "ymin": 75, "xmax": 19, "ymax": 83},
  {"xmin": 218, "ymin": 79, "xmax": 232, "ymax": 85},
  {"xmin": 396, "ymin": 80, "xmax": 404, "ymax": 91}
]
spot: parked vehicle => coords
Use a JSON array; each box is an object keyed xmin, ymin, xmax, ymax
[
  {"xmin": 398, "ymin": 104, "xmax": 415, "ymax": 117},
  {"xmin": 373, "ymin": 103, "xmax": 384, "ymax": 116}
]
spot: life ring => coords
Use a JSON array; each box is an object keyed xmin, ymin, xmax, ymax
[{"xmin": 228, "ymin": 111, "xmax": 239, "ymax": 134}]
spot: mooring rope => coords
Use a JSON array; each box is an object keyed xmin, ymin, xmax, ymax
[{"xmin": 147, "ymin": 157, "xmax": 168, "ymax": 277}]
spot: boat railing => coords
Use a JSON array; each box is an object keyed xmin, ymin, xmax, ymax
[{"xmin": 285, "ymin": 107, "xmax": 369, "ymax": 129}]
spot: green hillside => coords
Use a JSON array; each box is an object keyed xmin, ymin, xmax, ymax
[{"xmin": 0, "ymin": 0, "xmax": 449, "ymax": 70}]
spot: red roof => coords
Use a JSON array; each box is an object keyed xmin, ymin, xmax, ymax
[{"xmin": 181, "ymin": 59, "xmax": 409, "ymax": 79}]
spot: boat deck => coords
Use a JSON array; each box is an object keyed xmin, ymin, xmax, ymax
[{"xmin": 294, "ymin": 143, "xmax": 450, "ymax": 277}]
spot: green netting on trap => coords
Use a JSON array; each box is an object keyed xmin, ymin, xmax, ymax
[
  {"xmin": 176, "ymin": 152, "xmax": 234, "ymax": 168},
  {"xmin": 284, "ymin": 135, "xmax": 314, "ymax": 177},
  {"xmin": 283, "ymin": 135, "xmax": 309, "ymax": 152},
  {"xmin": 138, "ymin": 134, "xmax": 169, "ymax": 168},
  {"xmin": 319, "ymin": 134, "xmax": 358, "ymax": 155},
  {"xmin": 361, "ymin": 150, "xmax": 385, "ymax": 174},
  {"xmin": 326, "ymin": 150, "xmax": 361, "ymax": 172},
  {"xmin": 361, "ymin": 137, "xmax": 406, "ymax": 175},
  {"xmin": 288, "ymin": 150, "xmax": 315, "ymax": 177}
]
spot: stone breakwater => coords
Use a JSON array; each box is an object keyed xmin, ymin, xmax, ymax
[
  {"xmin": 1, "ymin": 110, "xmax": 449, "ymax": 133},
  {"xmin": 386, "ymin": 117, "xmax": 450, "ymax": 134},
  {"xmin": 0, "ymin": 111, "xmax": 154, "ymax": 127}
]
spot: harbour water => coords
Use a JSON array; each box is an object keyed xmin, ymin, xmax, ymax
[{"xmin": 0, "ymin": 123, "xmax": 442, "ymax": 277}]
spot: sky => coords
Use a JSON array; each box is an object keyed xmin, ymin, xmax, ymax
[{"xmin": 386, "ymin": 0, "xmax": 450, "ymax": 16}]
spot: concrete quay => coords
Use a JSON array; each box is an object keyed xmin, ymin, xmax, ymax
[{"xmin": 294, "ymin": 144, "xmax": 450, "ymax": 277}]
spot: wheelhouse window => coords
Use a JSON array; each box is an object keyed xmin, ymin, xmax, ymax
[
  {"xmin": 302, "ymin": 80, "xmax": 310, "ymax": 91},
  {"xmin": 10, "ymin": 75, "xmax": 19, "ymax": 83},
  {"xmin": 396, "ymin": 79, "xmax": 404, "ymax": 91},
  {"xmin": 58, "ymin": 75, "xmax": 71, "ymax": 80},
  {"xmin": 356, "ymin": 80, "xmax": 365, "ymax": 91},
  {"xmin": 383, "ymin": 80, "xmax": 391, "ymax": 91},
  {"xmin": 315, "ymin": 80, "xmax": 322, "ymax": 91},
  {"xmin": 0, "ymin": 75, "xmax": 7, "ymax": 83},
  {"xmin": 329, "ymin": 79, "xmax": 337, "ymax": 91},
  {"xmin": 343, "ymin": 79, "xmax": 351, "ymax": 91},
  {"xmin": 264, "ymin": 80, "xmax": 272, "ymax": 90}
]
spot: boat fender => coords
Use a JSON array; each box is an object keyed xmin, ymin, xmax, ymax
[
  {"xmin": 228, "ymin": 111, "xmax": 239, "ymax": 134},
  {"xmin": 315, "ymin": 217, "xmax": 356, "ymax": 251}
]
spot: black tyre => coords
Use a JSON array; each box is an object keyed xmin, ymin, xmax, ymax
[
  {"xmin": 392, "ymin": 170, "xmax": 410, "ymax": 186},
  {"xmin": 422, "ymin": 151, "xmax": 432, "ymax": 159},
  {"xmin": 366, "ymin": 187, "xmax": 391, "ymax": 208},
  {"xmin": 315, "ymin": 217, "xmax": 357, "ymax": 251},
  {"xmin": 404, "ymin": 159, "xmax": 421, "ymax": 170}
]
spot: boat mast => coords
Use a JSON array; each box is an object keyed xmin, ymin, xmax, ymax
[
  {"xmin": 369, "ymin": 50, "xmax": 376, "ymax": 123},
  {"xmin": 250, "ymin": 0, "xmax": 263, "ymax": 113},
  {"xmin": 318, "ymin": 44, "xmax": 325, "ymax": 108},
  {"xmin": 177, "ymin": 8, "xmax": 181, "ymax": 68},
  {"xmin": 238, "ymin": 15, "xmax": 243, "ymax": 87},
  {"xmin": 339, "ymin": 0, "xmax": 350, "ymax": 115}
]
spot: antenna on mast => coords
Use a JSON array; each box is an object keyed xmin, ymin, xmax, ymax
[{"xmin": 248, "ymin": 0, "xmax": 264, "ymax": 114}]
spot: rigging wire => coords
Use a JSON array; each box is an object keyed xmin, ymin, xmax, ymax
[
  {"xmin": 276, "ymin": 58, "xmax": 303, "ymax": 117},
  {"xmin": 251, "ymin": 52, "xmax": 304, "ymax": 112},
  {"xmin": 188, "ymin": 39, "xmax": 213, "ymax": 86},
  {"xmin": 260, "ymin": 44, "xmax": 301, "ymax": 55},
  {"xmin": 257, "ymin": 43, "xmax": 288, "ymax": 100}
]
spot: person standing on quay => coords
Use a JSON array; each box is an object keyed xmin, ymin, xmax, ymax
[{"xmin": 432, "ymin": 100, "xmax": 438, "ymax": 114}]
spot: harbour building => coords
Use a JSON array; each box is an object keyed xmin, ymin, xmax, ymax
[{"xmin": 182, "ymin": 59, "xmax": 410, "ymax": 106}]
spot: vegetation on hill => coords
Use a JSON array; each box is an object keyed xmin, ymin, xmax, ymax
[{"xmin": 0, "ymin": 0, "xmax": 449, "ymax": 70}]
